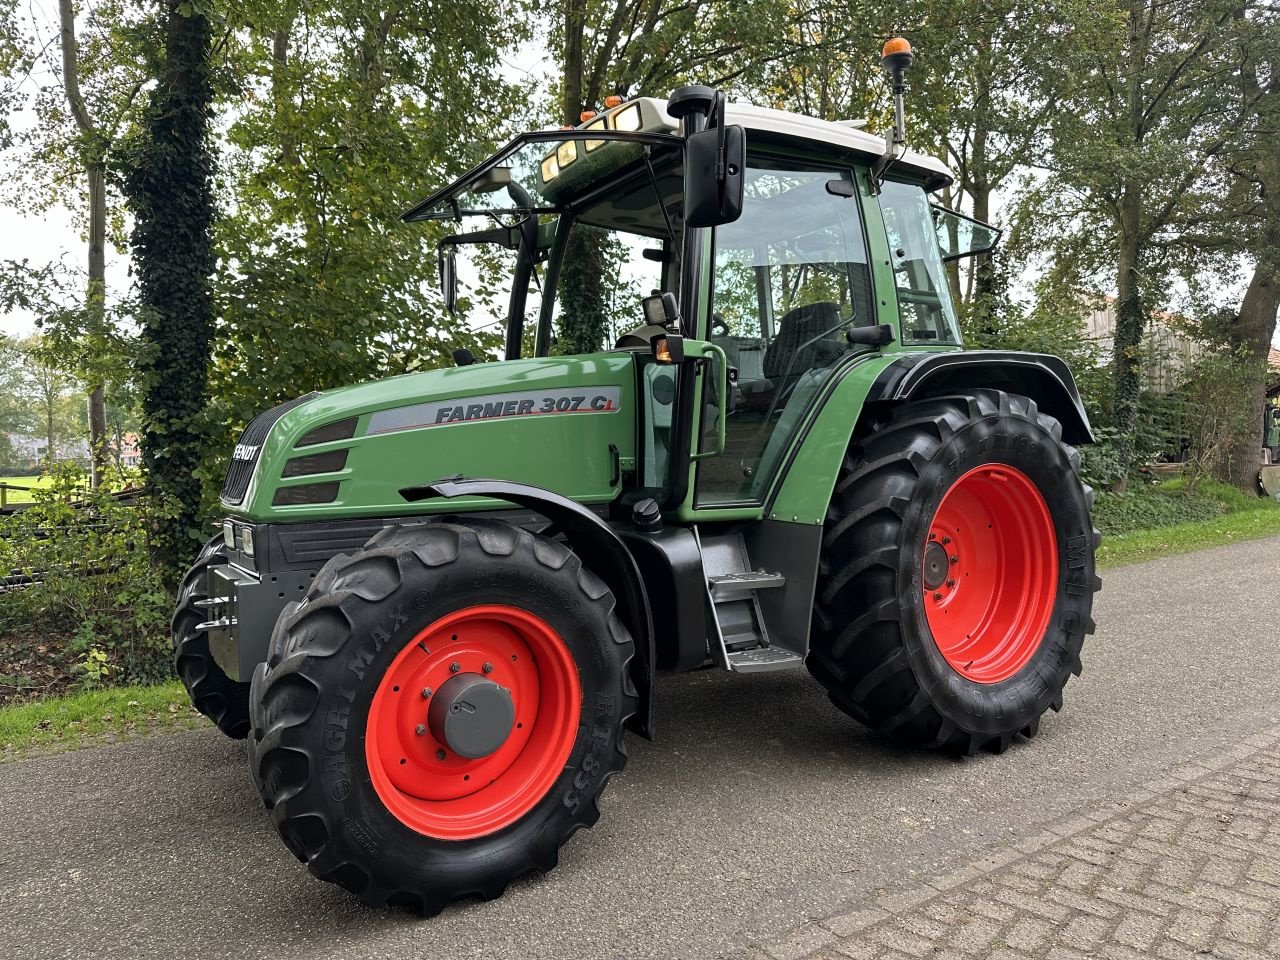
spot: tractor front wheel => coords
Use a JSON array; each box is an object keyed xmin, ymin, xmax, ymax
[
  {"xmin": 808, "ymin": 390, "xmax": 1100, "ymax": 754},
  {"xmin": 248, "ymin": 518, "xmax": 636, "ymax": 912},
  {"xmin": 172, "ymin": 536, "xmax": 250, "ymax": 739}
]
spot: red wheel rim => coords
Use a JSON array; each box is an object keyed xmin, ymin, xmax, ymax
[
  {"xmin": 922, "ymin": 464, "xmax": 1058, "ymax": 684},
  {"xmin": 365, "ymin": 605, "xmax": 581, "ymax": 840}
]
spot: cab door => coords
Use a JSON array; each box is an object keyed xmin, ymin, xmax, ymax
[{"xmin": 693, "ymin": 154, "xmax": 876, "ymax": 508}]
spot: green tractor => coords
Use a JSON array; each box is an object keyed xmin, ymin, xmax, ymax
[{"xmin": 174, "ymin": 40, "xmax": 1099, "ymax": 912}]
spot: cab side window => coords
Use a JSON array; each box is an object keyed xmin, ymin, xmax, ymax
[
  {"xmin": 698, "ymin": 160, "xmax": 873, "ymax": 505},
  {"xmin": 879, "ymin": 180, "xmax": 962, "ymax": 344}
]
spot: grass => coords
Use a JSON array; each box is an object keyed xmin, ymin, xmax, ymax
[
  {"xmin": 0, "ymin": 680, "xmax": 204, "ymax": 761},
  {"xmin": 1095, "ymin": 477, "xmax": 1280, "ymax": 568},
  {"xmin": 0, "ymin": 474, "xmax": 51, "ymax": 505}
]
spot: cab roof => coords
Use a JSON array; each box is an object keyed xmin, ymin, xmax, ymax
[{"xmin": 626, "ymin": 97, "xmax": 954, "ymax": 191}]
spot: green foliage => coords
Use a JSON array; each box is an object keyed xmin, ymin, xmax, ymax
[
  {"xmin": 556, "ymin": 225, "xmax": 614, "ymax": 355},
  {"xmin": 202, "ymin": 0, "xmax": 523, "ymax": 504},
  {"xmin": 1091, "ymin": 477, "xmax": 1273, "ymax": 537},
  {"xmin": 122, "ymin": 1, "xmax": 217, "ymax": 573},
  {"xmin": 1176, "ymin": 348, "xmax": 1260, "ymax": 491},
  {"xmin": 1095, "ymin": 494, "xmax": 1280, "ymax": 569},
  {"xmin": 0, "ymin": 465, "xmax": 173, "ymax": 688},
  {"xmin": 1091, "ymin": 482, "xmax": 1225, "ymax": 536}
]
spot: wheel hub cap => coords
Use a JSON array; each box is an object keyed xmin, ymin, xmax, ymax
[
  {"xmin": 428, "ymin": 673, "xmax": 515, "ymax": 759},
  {"xmin": 922, "ymin": 540, "xmax": 950, "ymax": 591}
]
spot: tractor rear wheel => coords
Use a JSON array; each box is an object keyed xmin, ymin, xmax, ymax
[
  {"xmin": 808, "ymin": 390, "xmax": 1100, "ymax": 754},
  {"xmin": 248, "ymin": 518, "xmax": 636, "ymax": 912},
  {"xmin": 172, "ymin": 536, "xmax": 250, "ymax": 739}
]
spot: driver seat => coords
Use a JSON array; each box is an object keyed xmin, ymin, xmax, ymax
[{"xmin": 763, "ymin": 301, "xmax": 844, "ymax": 389}]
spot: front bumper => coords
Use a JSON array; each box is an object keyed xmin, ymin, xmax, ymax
[{"xmin": 200, "ymin": 553, "xmax": 313, "ymax": 682}]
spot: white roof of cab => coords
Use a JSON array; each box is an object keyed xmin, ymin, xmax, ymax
[{"xmin": 628, "ymin": 97, "xmax": 953, "ymax": 188}]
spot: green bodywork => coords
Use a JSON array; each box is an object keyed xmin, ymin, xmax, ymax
[{"xmin": 230, "ymin": 354, "xmax": 637, "ymax": 520}]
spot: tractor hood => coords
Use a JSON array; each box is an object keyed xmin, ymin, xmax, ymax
[{"xmin": 222, "ymin": 353, "xmax": 637, "ymax": 522}]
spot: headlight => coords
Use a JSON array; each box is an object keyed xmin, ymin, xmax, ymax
[
  {"xmin": 540, "ymin": 154, "xmax": 559, "ymax": 183},
  {"xmin": 613, "ymin": 104, "xmax": 641, "ymax": 131},
  {"xmin": 222, "ymin": 520, "xmax": 235, "ymax": 550},
  {"xmin": 240, "ymin": 527, "xmax": 255, "ymax": 557},
  {"xmin": 556, "ymin": 140, "xmax": 578, "ymax": 168}
]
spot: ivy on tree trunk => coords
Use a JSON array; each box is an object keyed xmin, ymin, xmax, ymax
[{"xmin": 123, "ymin": 0, "xmax": 216, "ymax": 578}]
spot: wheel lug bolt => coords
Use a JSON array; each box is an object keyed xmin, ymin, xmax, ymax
[
  {"xmin": 449, "ymin": 661, "xmax": 461, "ymax": 673},
  {"xmin": 950, "ymin": 556, "xmax": 959, "ymax": 564},
  {"xmin": 415, "ymin": 724, "xmax": 426, "ymax": 736},
  {"xmin": 941, "ymin": 537, "xmax": 951, "ymax": 545},
  {"xmin": 946, "ymin": 579, "xmax": 956, "ymax": 588},
  {"xmin": 421, "ymin": 687, "xmax": 432, "ymax": 698},
  {"xmin": 482, "ymin": 662, "xmax": 494, "ymax": 674},
  {"xmin": 933, "ymin": 592, "xmax": 943, "ymax": 601},
  {"xmin": 436, "ymin": 749, "xmax": 447, "ymax": 760}
]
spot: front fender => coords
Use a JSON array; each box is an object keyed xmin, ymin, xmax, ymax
[{"xmin": 401, "ymin": 478, "xmax": 656, "ymax": 740}]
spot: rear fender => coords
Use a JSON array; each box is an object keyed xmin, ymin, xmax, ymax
[
  {"xmin": 875, "ymin": 351, "xmax": 1094, "ymax": 444},
  {"xmin": 402, "ymin": 478, "xmax": 656, "ymax": 740}
]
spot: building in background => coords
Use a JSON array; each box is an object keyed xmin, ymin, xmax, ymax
[{"xmin": 1083, "ymin": 302, "xmax": 1204, "ymax": 394}]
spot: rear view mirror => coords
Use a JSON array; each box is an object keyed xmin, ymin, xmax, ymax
[
  {"xmin": 438, "ymin": 246, "xmax": 458, "ymax": 315},
  {"xmin": 684, "ymin": 123, "xmax": 745, "ymax": 228}
]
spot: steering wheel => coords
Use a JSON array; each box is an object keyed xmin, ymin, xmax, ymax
[{"xmin": 710, "ymin": 314, "xmax": 730, "ymax": 338}]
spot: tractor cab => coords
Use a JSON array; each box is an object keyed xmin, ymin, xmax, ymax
[{"xmin": 401, "ymin": 89, "xmax": 1002, "ymax": 511}]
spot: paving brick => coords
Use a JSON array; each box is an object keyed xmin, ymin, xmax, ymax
[
  {"xmin": 761, "ymin": 923, "xmax": 837, "ymax": 960},
  {"xmin": 753, "ymin": 730, "xmax": 1280, "ymax": 960},
  {"xmin": 1113, "ymin": 912, "xmax": 1164, "ymax": 949},
  {"xmin": 1002, "ymin": 916, "xmax": 1055, "ymax": 951},
  {"xmin": 820, "ymin": 908, "xmax": 890, "ymax": 938}
]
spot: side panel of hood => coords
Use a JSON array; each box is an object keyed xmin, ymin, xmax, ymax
[{"xmin": 228, "ymin": 354, "xmax": 637, "ymax": 521}]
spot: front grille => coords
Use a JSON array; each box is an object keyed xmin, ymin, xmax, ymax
[{"xmin": 221, "ymin": 392, "xmax": 320, "ymax": 504}]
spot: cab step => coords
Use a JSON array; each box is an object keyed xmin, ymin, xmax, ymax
[
  {"xmin": 699, "ymin": 530, "xmax": 802, "ymax": 673},
  {"xmin": 707, "ymin": 570, "xmax": 786, "ymax": 600},
  {"xmin": 726, "ymin": 646, "xmax": 805, "ymax": 672}
]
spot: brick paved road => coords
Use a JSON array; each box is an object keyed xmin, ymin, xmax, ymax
[{"xmin": 748, "ymin": 727, "xmax": 1280, "ymax": 960}]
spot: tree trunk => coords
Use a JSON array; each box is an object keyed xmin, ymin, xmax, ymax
[
  {"xmin": 562, "ymin": 0, "xmax": 585, "ymax": 125},
  {"xmin": 45, "ymin": 399, "xmax": 55, "ymax": 462},
  {"xmin": 1111, "ymin": 188, "xmax": 1144, "ymax": 492},
  {"xmin": 59, "ymin": 0, "xmax": 109, "ymax": 487},
  {"xmin": 125, "ymin": 0, "xmax": 216, "ymax": 577},
  {"xmin": 86, "ymin": 162, "xmax": 108, "ymax": 486},
  {"xmin": 1111, "ymin": 1, "xmax": 1148, "ymax": 491},
  {"xmin": 1218, "ymin": 247, "xmax": 1280, "ymax": 492}
]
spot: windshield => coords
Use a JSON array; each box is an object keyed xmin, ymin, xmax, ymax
[
  {"xmin": 434, "ymin": 131, "xmax": 685, "ymax": 359},
  {"xmin": 404, "ymin": 131, "xmax": 682, "ymax": 222}
]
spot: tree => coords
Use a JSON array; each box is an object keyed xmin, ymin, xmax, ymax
[
  {"xmin": 1021, "ymin": 0, "xmax": 1253, "ymax": 486},
  {"xmin": 123, "ymin": 0, "xmax": 217, "ymax": 573},
  {"xmin": 0, "ymin": 0, "xmax": 150, "ymax": 487},
  {"xmin": 16, "ymin": 334, "xmax": 81, "ymax": 461},
  {"xmin": 1202, "ymin": 4, "xmax": 1280, "ymax": 491},
  {"xmin": 206, "ymin": 0, "xmax": 524, "ymax": 473},
  {"xmin": 550, "ymin": 0, "xmax": 796, "ymax": 353}
]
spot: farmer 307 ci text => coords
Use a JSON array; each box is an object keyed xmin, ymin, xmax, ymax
[{"xmin": 173, "ymin": 39, "xmax": 1100, "ymax": 913}]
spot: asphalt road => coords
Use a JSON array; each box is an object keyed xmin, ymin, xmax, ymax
[{"xmin": 2, "ymin": 536, "xmax": 1278, "ymax": 960}]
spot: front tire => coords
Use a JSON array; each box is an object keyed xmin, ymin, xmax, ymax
[
  {"xmin": 808, "ymin": 390, "xmax": 1100, "ymax": 754},
  {"xmin": 248, "ymin": 518, "xmax": 636, "ymax": 912},
  {"xmin": 172, "ymin": 536, "xmax": 251, "ymax": 739}
]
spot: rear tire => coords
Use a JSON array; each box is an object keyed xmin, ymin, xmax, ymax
[
  {"xmin": 248, "ymin": 518, "xmax": 636, "ymax": 912},
  {"xmin": 808, "ymin": 390, "xmax": 1100, "ymax": 754},
  {"xmin": 172, "ymin": 536, "xmax": 250, "ymax": 739}
]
